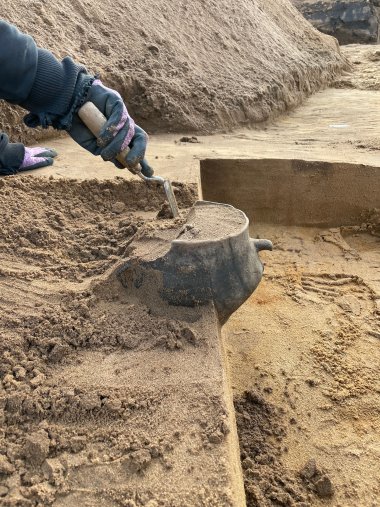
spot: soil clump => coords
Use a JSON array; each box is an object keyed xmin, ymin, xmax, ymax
[{"xmin": 235, "ymin": 391, "xmax": 335, "ymax": 506}]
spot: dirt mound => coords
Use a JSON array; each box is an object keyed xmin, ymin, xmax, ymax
[{"xmin": 2, "ymin": 0, "xmax": 343, "ymax": 144}]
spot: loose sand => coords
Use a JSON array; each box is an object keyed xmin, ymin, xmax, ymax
[
  {"xmin": 0, "ymin": 3, "xmax": 379, "ymax": 505},
  {"xmin": 228, "ymin": 222, "xmax": 380, "ymax": 506},
  {"xmin": 28, "ymin": 44, "xmax": 380, "ymax": 184},
  {"xmin": 334, "ymin": 44, "xmax": 380, "ymax": 91},
  {"xmin": 0, "ymin": 177, "xmax": 247, "ymax": 505}
]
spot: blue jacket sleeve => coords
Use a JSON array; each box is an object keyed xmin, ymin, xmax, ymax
[
  {"xmin": 0, "ymin": 133, "xmax": 24, "ymax": 175},
  {"xmin": 0, "ymin": 20, "xmax": 95, "ymax": 174},
  {"xmin": 0, "ymin": 20, "xmax": 91, "ymax": 128},
  {"xmin": 0, "ymin": 21, "xmax": 38, "ymax": 104}
]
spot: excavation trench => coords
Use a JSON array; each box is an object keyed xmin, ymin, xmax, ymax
[
  {"xmin": 201, "ymin": 158, "xmax": 380, "ymax": 506},
  {"xmin": 0, "ymin": 158, "xmax": 379, "ymax": 506}
]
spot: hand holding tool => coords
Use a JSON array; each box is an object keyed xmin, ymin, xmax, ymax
[{"xmin": 78, "ymin": 101, "xmax": 179, "ymax": 218}]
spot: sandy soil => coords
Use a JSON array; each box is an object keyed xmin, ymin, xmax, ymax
[
  {"xmin": 0, "ymin": 177, "xmax": 248, "ymax": 506},
  {"xmin": 1, "ymin": 0, "xmax": 343, "ymax": 145},
  {"xmin": 0, "ymin": 6, "xmax": 379, "ymax": 503},
  {"xmin": 227, "ymin": 222, "xmax": 380, "ymax": 506},
  {"xmin": 334, "ymin": 44, "xmax": 380, "ymax": 90},
  {"xmin": 26, "ymin": 45, "xmax": 380, "ymax": 186}
]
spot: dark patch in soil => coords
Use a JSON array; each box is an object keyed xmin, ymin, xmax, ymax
[{"xmin": 235, "ymin": 390, "xmax": 334, "ymax": 506}]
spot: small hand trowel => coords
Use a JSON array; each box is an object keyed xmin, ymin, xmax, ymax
[{"xmin": 78, "ymin": 101, "xmax": 179, "ymax": 218}]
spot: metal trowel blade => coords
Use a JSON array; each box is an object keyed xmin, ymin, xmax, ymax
[{"xmin": 163, "ymin": 180, "xmax": 179, "ymax": 218}]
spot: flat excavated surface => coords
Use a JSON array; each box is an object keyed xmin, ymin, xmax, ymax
[
  {"xmin": 227, "ymin": 221, "xmax": 380, "ymax": 506},
  {"xmin": 32, "ymin": 83, "xmax": 380, "ymax": 183},
  {"xmin": 178, "ymin": 203, "xmax": 246, "ymax": 241}
]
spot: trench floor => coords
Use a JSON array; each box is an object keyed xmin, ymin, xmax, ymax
[{"xmin": 228, "ymin": 224, "xmax": 380, "ymax": 506}]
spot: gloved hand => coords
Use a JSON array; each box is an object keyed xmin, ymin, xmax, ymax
[
  {"xmin": 69, "ymin": 79, "xmax": 153, "ymax": 177},
  {"xmin": 20, "ymin": 147, "xmax": 58, "ymax": 171},
  {"xmin": 0, "ymin": 132, "xmax": 57, "ymax": 176}
]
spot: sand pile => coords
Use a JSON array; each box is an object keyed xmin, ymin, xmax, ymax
[{"xmin": 1, "ymin": 0, "xmax": 344, "ymax": 145}]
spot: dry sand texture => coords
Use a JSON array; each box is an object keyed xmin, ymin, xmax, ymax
[
  {"xmin": 334, "ymin": 44, "xmax": 380, "ymax": 91},
  {"xmin": 202, "ymin": 156, "xmax": 380, "ymax": 505},
  {"xmin": 228, "ymin": 220, "xmax": 380, "ymax": 507},
  {"xmin": 0, "ymin": 1, "xmax": 379, "ymax": 506},
  {"xmin": 27, "ymin": 44, "xmax": 380, "ymax": 185},
  {"xmin": 0, "ymin": 177, "xmax": 248, "ymax": 506},
  {"xmin": 1, "ymin": 0, "xmax": 344, "ymax": 145}
]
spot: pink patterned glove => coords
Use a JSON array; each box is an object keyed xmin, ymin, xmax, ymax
[{"xmin": 20, "ymin": 147, "xmax": 58, "ymax": 171}]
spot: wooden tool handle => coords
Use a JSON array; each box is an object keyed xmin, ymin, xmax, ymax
[
  {"xmin": 79, "ymin": 102, "xmax": 179, "ymax": 218},
  {"xmin": 78, "ymin": 101, "xmax": 130, "ymax": 167}
]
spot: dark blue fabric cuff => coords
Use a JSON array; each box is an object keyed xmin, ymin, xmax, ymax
[
  {"xmin": 20, "ymin": 49, "xmax": 85, "ymax": 115},
  {"xmin": 21, "ymin": 49, "xmax": 94, "ymax": 131},
  {"xmin": 24, "ymin": 72, "xmax": 95, "ymax": 131}
]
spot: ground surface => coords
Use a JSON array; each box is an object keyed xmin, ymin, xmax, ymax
[
  {"xmin": 228, "ymin": 222, "xmax": 380, "ymax": 507},
  {"xmin": 225, "ymin": 44, "xmax": 380, "ymax": 507},
  {"xmin": 34, "ymin": 42, "xmax": 379, "ymax": 507},
  {"xmin": 1, "ymin": 0, "xmax": 343, "ymax": 143},
  {"xmin": 30, "ymin": 46, "xmax": 380, "ymax": 185},
  {"xmin": 0, "ymin": 33, "xmax": 379, "ymax": 507}
]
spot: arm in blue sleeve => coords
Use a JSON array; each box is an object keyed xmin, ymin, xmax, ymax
[
  {"xmin": 0, "ymin": 21, "xmax": 38, "ymax": 104},
  {"xmin": 0, "ymin": 133, "xmax": 24, "ymax": 175},
  {"xmin": 0, "ymin": 20, "xmax": 92, "ymax": 129}
]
